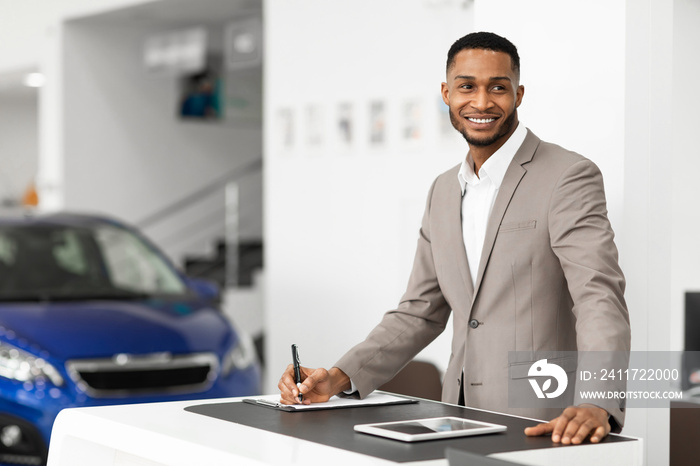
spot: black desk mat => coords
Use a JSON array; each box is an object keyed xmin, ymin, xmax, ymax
[{"xmin": 185, "ymin": 398, "xmax": 635, "ymax": 463}]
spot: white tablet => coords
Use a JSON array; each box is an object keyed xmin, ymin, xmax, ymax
[{"xmin": 354, "ymin": 416, "xmax": 507, "ymax": 442}]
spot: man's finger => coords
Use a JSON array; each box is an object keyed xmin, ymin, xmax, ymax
[
  {"xmin": 278, "ymin": 377, "xmax": 296, "ymax": 396},
  {"xmin": 279, "ymin": 367, "xmax": 301, "ymax": 392},
  {"xmin": 299, "ymin": 365, "xmax": 316, "ymax": 382},
  {"xmin": 299, "ymin": 371, "xmax": 319, "ymax": 392},
  {"xmin": 290, "ymin": 366, "xmax": 318, "ymax": 401},
  {"xmin": 279, "ymin": 379, "xmax": 302, "ymax": 404},
  {"xmin": 560, "ymin": 416, "xmax": 586, "ymax": 445},
  {"xmin": 278, "ymin": 364, "xmax": 312, "ymax": 404},
  {"xmin": 278, "ymin": 376, "xmax": 296, "ymax": 396},
  {"xmin": 299, "ymin": 368, "xmax": 328, "ymax": 394},
  {"xmin": 551, "ymin": 409, "xmax": 576, "ymax": 443},
  {"xmin": 278, "ymin": 396, "xmax": 295, "ymax": 405},
  {"xmin": 570, "ymin": 419, "xmax": 599, "ymax": 445},
  {"xmin": 524, "ymin": 421, "xmax": 554, "ymax": 437},
  {"xmin": 590, "ymin": 425, "xmax": 607, "ymax": 443}
]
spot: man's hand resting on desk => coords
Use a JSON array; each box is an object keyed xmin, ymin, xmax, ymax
[
  {"xmin": 278, "ymin": 366, "xmax": 351, "ymax": 405},
  {"xmin": 524, "ymin": 404, "xmax": 611, "ymax": 444}
]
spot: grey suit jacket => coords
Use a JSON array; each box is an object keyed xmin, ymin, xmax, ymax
[{"xmin": 335, "ymin": 129, "xmax": 630, "ymax": 427}]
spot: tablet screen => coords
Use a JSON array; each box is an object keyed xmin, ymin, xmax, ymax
[{"xmin": 378, "ymin": 418, "xmax": 490, "ymax": 434}]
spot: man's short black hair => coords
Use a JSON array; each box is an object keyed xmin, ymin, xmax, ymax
[{"xmin": 446, "ymin": 31, "xmax": 520, "ymax": 77}]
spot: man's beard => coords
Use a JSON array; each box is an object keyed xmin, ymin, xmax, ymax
[{"xmin": 449, "ymin": 107, "xmax": 517, "ymax": 147}]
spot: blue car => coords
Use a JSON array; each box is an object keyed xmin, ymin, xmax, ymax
[{"xmin": 0, "ymin": 212, "xmax": 261, "ymax": 465}]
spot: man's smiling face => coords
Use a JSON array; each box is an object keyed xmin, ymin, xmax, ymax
[{"xmin": 441, "ymin": 48, "xmax": 524, "ymax": 155}]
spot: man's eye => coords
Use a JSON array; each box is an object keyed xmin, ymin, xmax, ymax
[
  {"xmin": 459, "ymin": 84, "xmax": 473, "ymax": 90},
  {"xmin": 492, "ymin": 85, "xmax": 506, "ymax": 91}
]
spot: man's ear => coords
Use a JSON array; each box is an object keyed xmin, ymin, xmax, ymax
[
  {"xmin": 515, "ymin": 84, "xmax": 525, "ymax": 108},
  {"xmin": 441, "ymin": 82, "xmax": 450, "ymax": 106}
]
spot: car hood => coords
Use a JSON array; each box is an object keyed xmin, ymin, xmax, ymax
[{"xmin": 0, "ymin": 299, "xmax": 234, "ymax": 360}]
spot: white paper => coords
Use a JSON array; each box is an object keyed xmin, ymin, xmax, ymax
[{"xmin": 250, "ymin": 392, "xmax": 410, "ymax": 410}]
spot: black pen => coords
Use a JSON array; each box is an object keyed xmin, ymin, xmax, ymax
[{"xmin": 292, "ymin": 344, "xmax": 303, "ymax": 402}]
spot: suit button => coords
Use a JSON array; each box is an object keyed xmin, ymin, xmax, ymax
[{"xmin": 469, "ymin": 319, "xmax": 479, "ymax": 329}]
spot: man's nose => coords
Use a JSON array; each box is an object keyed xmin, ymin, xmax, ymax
[{"xmin": 470, "ymin": 89, "xmax": 491, "ymax": 111}]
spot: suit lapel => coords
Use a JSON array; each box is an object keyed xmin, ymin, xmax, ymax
[
  {"xmin": 471, "ymin": 130, "xmax": 540, "ymax": 304},
  {"xmin": 439, "ymin": 165, "xmax": 475, "ymax": 307}
]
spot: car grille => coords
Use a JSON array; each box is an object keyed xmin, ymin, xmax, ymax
[{"xmin": 65, "ymin": 352, "xmax": 219, "ymax": 398}]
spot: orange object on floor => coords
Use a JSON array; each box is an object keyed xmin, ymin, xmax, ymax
[{"xmin": 22, "ymin": 181, "xmax": 39, "ymax": 207}]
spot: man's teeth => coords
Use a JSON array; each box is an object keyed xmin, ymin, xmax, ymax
[{"xmin": 468, "ymin": 118, "xmax": 495, "ymax": 123}]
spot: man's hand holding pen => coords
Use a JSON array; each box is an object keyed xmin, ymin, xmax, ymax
[{"xmin": 278, "ymin": 365, "xmax": 351, "ymax": 405}]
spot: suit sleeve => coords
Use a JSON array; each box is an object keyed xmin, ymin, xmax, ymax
[
  {"xmin": 334, "ymin": 178, "xmax": 452, "ymax": 398},
  {"xmin": 548, "ymin": 158, "xmax": 631, "ymax": 429}
]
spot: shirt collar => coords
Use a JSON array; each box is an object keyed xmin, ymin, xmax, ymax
[{"xmin": 458, "ymin": 123, "xmax": 528, "ymax": 195}]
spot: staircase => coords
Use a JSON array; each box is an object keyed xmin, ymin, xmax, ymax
[{"xmin": 183, "ymin": 239, "xmax": 263, "ymax": 288}]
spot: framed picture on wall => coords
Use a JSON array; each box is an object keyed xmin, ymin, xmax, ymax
[
  {"xmin": 369, "ymin": 101, "xmax": 386, "ymax": 148},
  {"xmin": 402, "ymin": 100, "xmax": 423, "ymax": 144},
  {"xmin": 337, "ymin": 102, "xmax": 354, "ymax": 150}
]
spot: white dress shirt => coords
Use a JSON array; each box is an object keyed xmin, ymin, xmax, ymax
[{"xmin": 458, "ymin": 123, "xmax": 527, "ymax": 287}]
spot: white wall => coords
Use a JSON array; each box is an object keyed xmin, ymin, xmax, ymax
[
  {"xmin": 59, "ymin": 17, "xmax": 262, "ymax": 263},
  {"xmin": 0, "ymin": 0, "xmax": 149, "ymax": 72},
  {"xmin": 0, "ymin": 92, "xmax": 39, "ymax": 202}
]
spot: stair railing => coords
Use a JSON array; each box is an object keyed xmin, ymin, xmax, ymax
[
  {"xmin": 225, "ymin": 181, "xmax": 239, "ymax": 288},
  {"xmin": 134, "ymin": 157, "xmax": 262, "ymax": 287}
]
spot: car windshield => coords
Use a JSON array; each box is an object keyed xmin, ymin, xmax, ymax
[{"xmin": 0, "ymin": 223, "xmax": 187, "ymax": 301}]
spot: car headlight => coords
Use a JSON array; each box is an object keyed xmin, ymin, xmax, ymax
[
  {"xmin": 0, "ymin": 341, "xmax": 64, "ymax": 387},
  {"xmin": 221, "ymin": 332, "xmax": 257, "ymax": 377}
]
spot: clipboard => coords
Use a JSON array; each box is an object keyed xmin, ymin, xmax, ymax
[{"xmin": 243, "ymin": 392, "xmax": 418, "ymax": 412}]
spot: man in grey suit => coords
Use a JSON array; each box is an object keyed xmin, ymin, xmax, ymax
[{"xmin": 279, "ymin": 32, "xmax": 630, "ymax": 445}]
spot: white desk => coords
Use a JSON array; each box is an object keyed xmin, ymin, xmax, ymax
[{"xmin": 47, "ymin": 395, "xmax": 642, "ymax": 466}]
